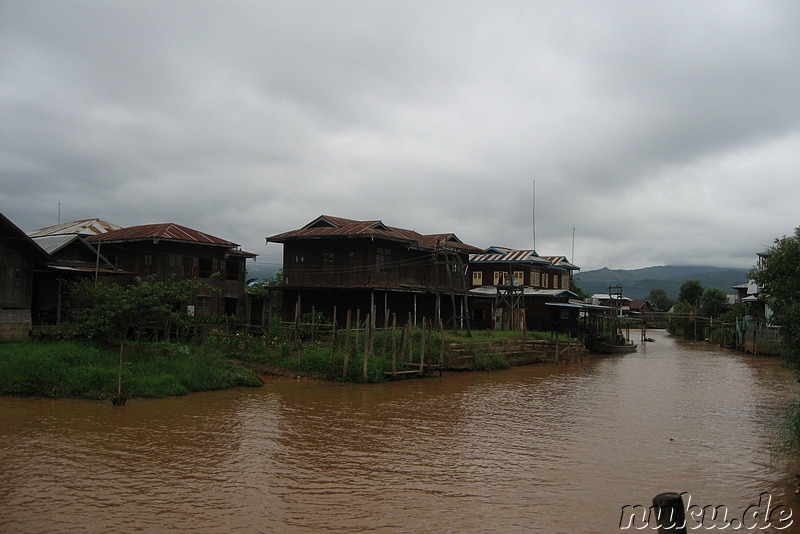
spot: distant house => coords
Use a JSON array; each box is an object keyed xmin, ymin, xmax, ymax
[
  {"xmin": 467, "ymin": 247, "xmax": 578, "ymax": 290},
  {"xmin": 466, "ymin": 247, "xmax": 580, "ymax": 331},
  {"xmin": 266, "ymin": 215, "xmax": 482, "ymax": 326},
  {"xmin": 87, "ymin": 223, "xmax": 256, "ymax": 318},
  {"xmin": 589, "ymin": 293, "xmax": 632, "ymax": 313},
  {"xmin": 628, "ymin": 299, "xmax": 658, "ymax": 320},
  {"xmin": 28, "ymin": 219, "xmax": 122, "ymax": 325},
  {"xmin": 0, "ymin": 213, "xmax": 50, "ymax": 339}
]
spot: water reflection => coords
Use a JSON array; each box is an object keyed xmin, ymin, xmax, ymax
[{"xmin": 2, "ymin": 330, "xmax": 800, "ymax": 533}]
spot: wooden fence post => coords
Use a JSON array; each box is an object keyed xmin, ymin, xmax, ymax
[
  {"xmin": 391, "ymin": 313, "xmax": 397, "ymax": 377},
  {"xmin": 363, "ymin": 310, "xmax": 374, "ymax": 382},
  {"xmin": 438, "ymin": 316, "xmax": 445, "ymax": 376},
  {"xmin": 343, "ymin": 309, "xmax": 352, "ymax": 380},
  {"xmin": 398, "ymin": 320, "xmax": 409, "ymax": 369},
  {"xmin": 311, "ymin": 305, "xmax": 316, "ymax": 342},
  {"xmin": 294, "ymin": 296, "xmax": 301, "ymax": 359},
  {"xmin": 355, "ymin": 308, "xmax": 361, "ymax": 354},
  {"xmin": 419, "ymin": 317, "xmax": 426, "ymax": 373},
  {"xmin": 331, "ymin": 305, "xmax": 337, "ymax": 375}
]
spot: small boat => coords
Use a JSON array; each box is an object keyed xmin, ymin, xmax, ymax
[{"xmin": 593, "ymin": 338, "xmax": 638, "ymax": 354}]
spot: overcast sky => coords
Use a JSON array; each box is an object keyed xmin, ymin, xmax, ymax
[{"xmin": 3, "ymin": 1, "xmax": 799, "ymax": 271}]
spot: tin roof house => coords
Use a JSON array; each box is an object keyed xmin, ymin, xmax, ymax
[
  {"xmin": 87, "ymin": 223, "xmax": 256, "ymax": 319},
  {"xmin": 266, "ymin": 215, "xmax": 482, "ymax": 327},
  {"xmin": 467, "ymin": 247, "xmax": 580, "ymax": 331}
]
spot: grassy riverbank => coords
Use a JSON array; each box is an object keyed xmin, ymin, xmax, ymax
[
  {"xmin": 0, "ymin": 340, "xmax": 262, "ymax": 399},
  {"xmin": 0, "ymin": 329, "xmax": 577, "ymax": 399}
]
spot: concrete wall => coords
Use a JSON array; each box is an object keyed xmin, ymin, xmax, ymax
[{"xmin": 0, "ymin": 308, "xmax": 32, "ymax": 340}]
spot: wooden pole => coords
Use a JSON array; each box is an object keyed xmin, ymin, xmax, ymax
[
  {"xmin": 363, "ymin": 312, "xmax": 371, "ymax": 382},
  {"xmin": 331, "ymin": 305, "xmax": 337, "ymax": 375},
  {"xmin": 311, "ymin": 305, "xmax": 316, "ymax": 343},
  {"xmin": 419, "ymin": 317, "xmax": 426, "ymax": 373},
  {"xmin": 112, "ymin": 343, "xmax": 126, "ymax": 406},
  {"xmin": 355, "ymin": 308, "xmax": 361, "ymax": 354},
  {"xmin": 294, "ymin": 296, "xmax": 301, "ymax": 357},
  {"xmin": 652, "ymin": 492, "xmax": 687, "ymax": 533},
  {"xmin": 407, "ymin": 313, "xmax": 414, "ymax": 363},
  {"xmin": 438, "ymin": 316, "xmax": 445, "ymax": 376},
  {"xmin": 391, "ymin": 313, "xmax": 397, "ymax": 377},
  {"xmin": 463, "ymin": 293, "xmax": 472, "ymax": 337},
  {"xmin": 399, "ymin": 319, "xmax": 409, "ymax": 368},
  {"xmin": 343, "ymin": 309, "xmax": 352, "ymax": 380},
  {"xmin": 382, "ymin": 308, "xmax": 389, "ymax": 358}
]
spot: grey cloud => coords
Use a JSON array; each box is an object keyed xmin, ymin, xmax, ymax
[{"xmin": 2, "ymin": 1, "xmax": 799, "ymax": 271}]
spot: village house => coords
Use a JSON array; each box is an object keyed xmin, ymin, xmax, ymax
[
  {"xmin": 0, "ymin": 212, "xmax": 50, "ymax": 340},
  {"xmin": 28, "ymin": 218, "xmax": 123, "ymax": 325},
  {"xmin": 466, "ymin": 247, "xmax": 580, "ymax": 331},
  {"xmin": 87, "ymin": 223, "xmax": 256, "ymax": 319},
  {"xmin": 266, "ymin": 215, "xmax": 482, "ymax": 327},
  {"xmin": 628, "ymin": 299, "xmax": 658, "ymax": 321},
  {"xmin": 589, "ymin": 292, "xmax": 632, "ymax": 314}
]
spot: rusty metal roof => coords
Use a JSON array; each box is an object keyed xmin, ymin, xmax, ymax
[
  {"xmin": 539, "ymin": 255, "xmax": 580, "ymax": 270},
  {"xmin": 28, "ymin": 218, "xmax": 122, "ymax": 237},
  {"xmin": 470, "ymin": 248, "xmax": 552, "ymax": 265},
  {"xmin": 470, "ymin": 248, "xmax": 579, "ymax": 270},
  {"xmin": 87, "ymin": 223, "xmax": 239, "ymax": 247},
  {"xmin": 267, "ymin": 215, "xmax": 482, "ymax": 253}
]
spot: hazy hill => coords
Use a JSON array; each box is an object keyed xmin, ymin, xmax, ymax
[
  {"xmin": 246, "ymin": 261, "xmax": 750, "ymax": 300},
  {"xmin": 245, "ymin": 262, "xmax": 281, "ymax": 282},
  {"xmin": 574, "ymin": 265, "xmax": 750, "ymax": 300}
]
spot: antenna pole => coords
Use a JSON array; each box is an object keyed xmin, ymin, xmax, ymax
[
  {"xmin": 532, "ymin": 179, "xmax": 536, "ymax": 252},
  {"xmin": 572, "ymin": 226, "xmax": 575, "ymax": 264}
]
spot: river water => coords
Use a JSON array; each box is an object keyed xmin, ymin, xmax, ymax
[{"xmin": 3, "ymin": 329, "xmax": 800, "ymax": 533}]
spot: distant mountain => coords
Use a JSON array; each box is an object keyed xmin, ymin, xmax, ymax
[
  {"xmin": 574, "ymin": 265, "xmax": 750, "ymax": 300},
  {"xmin": 245, "ymin": 261, "xmax": 281, "ymax": 282}
]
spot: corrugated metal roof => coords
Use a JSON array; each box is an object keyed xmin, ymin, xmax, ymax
[
  {"xmin": 31, "ymin": 234, "xmax": 79, "ymax": 255},
  {"xmin": 87, "ymin": 223, "xmax": 239, "ymax": 247},
  {"xmin": 468, "ymin": 286, "xmax": 577, "ymax": 298},
  {"xmin": 28, "ymin": 218, "xmax": 121, "ymax": 237},
  {"xmin": 470, "ymin": 249, "xmax": 579, "ymax": 269},
  {"xmin": 540, "ymin": 256, "xmax": 580, "ymax": 270},
  {"xmin": 471, "ymin": 249, "xmax": 552, "ymax": 264},
  {"xmin": 267, "ymin": 215, "xmax": 482, "ymax": 253}
]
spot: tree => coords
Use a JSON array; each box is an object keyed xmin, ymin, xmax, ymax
[
  {"xmin": 68, "ymin": 275, "xmax": 210, "ymax": 343},
  {"xmin": 678, "ymin": 280, "xmax": 704, "ymax": 304},
  {"xmin": 648, "ymin": 289, "xmax": 674, "ymax": 312},
  {"xmin": 750, "ymin": 227, "xmax": 800, "ymax": 363},
  {"xmin": 570, "ymin": 280, "xmax": 591, "ymax": 300},
  {"xmin": 699, "ymin": 288, "xmax": 728, "ymax": 318}
]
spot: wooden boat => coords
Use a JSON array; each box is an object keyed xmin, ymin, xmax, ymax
[{"xmin": 593, "ymin": 338, "xmax": 638, "ymax": 354}]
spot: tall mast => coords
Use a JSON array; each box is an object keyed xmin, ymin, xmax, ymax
[{"xmin": 532, "ymin": 179, "xmax": 536, "ymax": 252}]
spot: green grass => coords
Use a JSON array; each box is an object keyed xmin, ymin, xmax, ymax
[
  {"xmin": 0, "ymin": 327, "xmax": 581, "ymax": 398},
  {"xmin": 0, "ymin": 340, "xmax": 262, "ymax": 400}
]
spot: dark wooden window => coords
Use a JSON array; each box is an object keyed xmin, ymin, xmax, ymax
[
  {"xmin": 198, "ymin": 257, "xmax": 213, "ymax": 278},
  {"xmin": 376, "ymin": 248, "xmax": 392, "ymax": 273},
  {"xmin": 197, "ymin": 296, "xmax": 212, "ymax": 314},
  {"xmin": 226, "ymin": 259, "xmax": 240, "ymax": 281},
  {"xmin": 224, "ymin": 297, "xmax": 238, "ymax": 315}
]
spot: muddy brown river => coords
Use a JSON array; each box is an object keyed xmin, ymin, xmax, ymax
[{"xmin": 3, "ymin": 329, "xmax": 800, "ymax": 533}]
